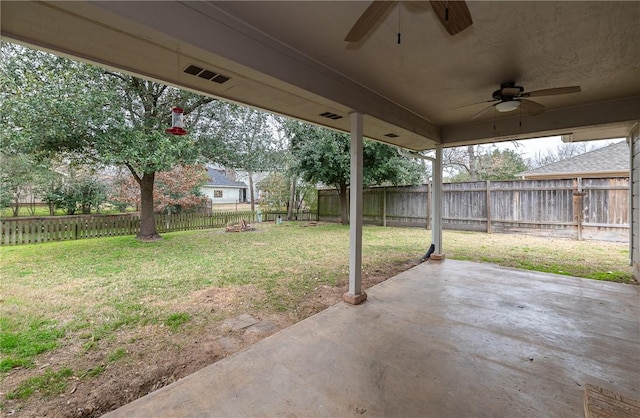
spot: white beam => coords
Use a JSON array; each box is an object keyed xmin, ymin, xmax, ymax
[
  {"xmin": 432, "ymin": 145, "xmax": 444, "ymax": 256},
  {"xmin": 344, "ymin": 112, "xmax": 367, "ymax": 305}
]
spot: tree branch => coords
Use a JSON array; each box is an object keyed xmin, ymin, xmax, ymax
[
  {"xmin": 124, "ymin": 162, "xmax": 142, "ymax": 185},
  {"xmin": 104, "ymin": 70, "xmax": 128, "ymax": 84},
  {"xmin": 181, "ymin": 96, "xmax": 217, "ymax": 116}
]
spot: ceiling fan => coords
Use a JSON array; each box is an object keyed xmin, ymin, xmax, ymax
[
  {"xmin": 344, "ymin": 1, "xmax": 473, "ymax": 42},
  {"xmin": 469, "ymin": 82, "xmax": 582, "ymax": 120}
]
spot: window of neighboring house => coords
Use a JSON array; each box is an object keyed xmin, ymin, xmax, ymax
[{"xmin": 213, "ymin": 190, "xmax": 223, "ymax": 198}]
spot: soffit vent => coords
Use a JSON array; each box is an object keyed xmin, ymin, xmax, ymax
[
  {"xmin": 320, "ymin": 111, "xmax": 343, "ymax": 120},
  {"xmin": 183, "ymin": 65, "xmax": 231, "ymax": 84},
  {"xmin": 384, "ymin": 133, "xmax": 400, "ymax": 138},
  {"xmin": 198, "ymin": 70, "xmax": 217, "ymax": 80}
]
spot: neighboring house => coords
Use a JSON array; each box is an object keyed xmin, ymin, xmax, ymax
[
  {"xmin": 201, "ymin": 168, "xmax": 248, "ymax": 205},
  {"xmin": 518, "ymin": 141, "xmax": 629, "ymax": 180},
  {"xmin": 234, "ymin": 170, "xmax": 270, "ymax": 202}
]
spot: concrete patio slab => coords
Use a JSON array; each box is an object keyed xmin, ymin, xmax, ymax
[{"xmin": 104, "ymin": 260, "xmax": 640, "ymax": 417}]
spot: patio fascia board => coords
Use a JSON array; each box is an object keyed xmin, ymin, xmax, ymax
[{"xmin": 439, "ymin": 96, "xmax": 640, "ymax": 147}]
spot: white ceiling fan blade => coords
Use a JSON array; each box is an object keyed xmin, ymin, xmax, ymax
[
  {"xmin": 471, "ymin": 104, "xmax": 496, "ymax": 120},
  {"xmin": 519, "ymin": 99, "xmax": 546, "ymax": 115},
  {"xmin": 522, "ymin": 86, "xmax": 581, "ymax": 98},
  {"xmin": 345, "ymin": 1, "xmax": 398, "ymax": 42},
  {"xmin": 452, "ymin": 99, "xmax": 497, "ymax": 110}
]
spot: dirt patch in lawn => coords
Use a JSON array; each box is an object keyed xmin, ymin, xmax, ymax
[{"xmin": 1, "ymin": 259, "xmax": 419, "ymax": 418}]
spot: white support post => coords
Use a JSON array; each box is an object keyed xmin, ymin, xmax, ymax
[
  {"xmin": 431, "ymin": 145, "xmax": 444, "ymax": 258},
  {"xmin": 396, "ymin": 146, "xmax": 442, "ymax": 259},
  {"xmin": 343, "ymin": 112, "xmax": 367, "ymax": 305}
]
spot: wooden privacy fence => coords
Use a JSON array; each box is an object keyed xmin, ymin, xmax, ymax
[
  {"xmin": 1, "ymin": 211, "xmax": 255, "ymax": 246},
  {"xmin": 317, "ymin": 177, "xmax": 630, "ymax": 242}
]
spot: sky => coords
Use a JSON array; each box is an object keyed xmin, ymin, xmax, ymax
[{"xmin": 489, "ymin": 135, "xmax": 623, "ymax": 162}]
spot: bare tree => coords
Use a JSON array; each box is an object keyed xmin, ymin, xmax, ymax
[
  {"xmin": 531, "ymin": 142, "xmax": 597, "ymax": 168},
  {"xmin": 443, "ymin": 144, "xmax": 529, "ymax": 182},
  {"xmin": 443, "ymin": 145, "xmax": 481, "ymax": 181}
]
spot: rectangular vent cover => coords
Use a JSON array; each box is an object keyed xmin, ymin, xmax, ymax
[
  {"xmin": 183, "ymin": 65, "xmax": 231, "ymax": 84},
  {"xmin": 320, "ymin": 112, "xmax": 343, "ymax": 120}
]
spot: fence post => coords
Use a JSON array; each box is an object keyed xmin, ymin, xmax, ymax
[
  {"xmin": 426, "ymin": 183, "xmax": 431, "ymax": 230},
  {"xmin": 573, "ymin": 177, "xmax": 585, "ymax": 240},
  {"xmin": 486, "ymin": 180, "xmax": 492, "ymax": 234},
  {"xmin": 383, "ymin": 187, "xmax": 387, "ymax": 227}
]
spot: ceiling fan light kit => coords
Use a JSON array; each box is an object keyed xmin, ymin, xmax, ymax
[
  {"xmin": 495, "ymin": 100, "xmax": 520, "ymax": 112},
  {"xmin": 468, "ymin": 82, "xmax": 581, "ymax": 120}
]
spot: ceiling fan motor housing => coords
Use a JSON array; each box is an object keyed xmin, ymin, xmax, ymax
[{"xmin": 493, "ymin": 82, "xmax": 524, "ymax": 100}]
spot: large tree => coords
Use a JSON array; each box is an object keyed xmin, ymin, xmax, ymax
[
  {"xmin": 1, "ymin": 42, "xmax": 223, "ymax": 240},
  {"xmin": 289, "ymin": 123, "xmax": 423, "ymax": 224},
  {"xmin": 204, "ymin": 104, "xmax": 285, "ymax": 212},
  {"xmin": 98, "ymin": 74, "xmax": 217, "ymax": 239},
  {"xmin": 444, "ymin": 145, "xmax": 530, "ymax": 182},
  {"xmin": 270, "ymin": 117, "xmax": 317, "ymax": 220}
]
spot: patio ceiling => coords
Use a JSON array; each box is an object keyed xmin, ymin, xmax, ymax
[{"xmin": 2, "ymin": 1, "xmax": 639, "ymax": 151}]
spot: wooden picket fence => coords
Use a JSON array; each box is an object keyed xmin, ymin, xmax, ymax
[
  {"xmin": 1, "ymin": 211, "xmax": 256, "ymax": 246},
  {"xmin": 259, "ymin": 209, "xmax": 316, "ymax": 222}
]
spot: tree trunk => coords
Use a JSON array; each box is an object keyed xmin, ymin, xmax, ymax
[
  {"xmin": 11, "ymin": 189, "xmax": 22, "ymax": 217},
  {"xmin": 137, "ymin": 172, "xmax": 161, "ymax": 241},
  {"xmin": 48, "ymin": 180, "xmax": 56, "ymax": 215},
  {"xmin": 468, "ymin": 145, "xmax": 478, "ymax": 181},
  {"xmin": 248, "ymin": 171, "xmax": 255, "ymax": 213},
  {"xmin": 338, "ymin": 182, "xmax": 349, "ymax": 225},
  {"xmin": 287, "ymin": 174, "xmax": 296, "ymax": 220},
  {"xmin": 27, "ymin": 192, "xmax": 36, "ymax": 216}
]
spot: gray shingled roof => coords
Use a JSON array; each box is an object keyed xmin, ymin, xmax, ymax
[
  {"xmin": 518, "ymin": 141, "xmax": 629, "ymax": 179},
  {"xmin": 206, "ymin": 168, "xmax": 247, "ymax": 188}
]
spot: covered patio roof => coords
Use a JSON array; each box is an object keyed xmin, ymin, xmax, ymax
[{"xmin": 2, "ymin": 1, "xmax": 639, "ymax": 151}]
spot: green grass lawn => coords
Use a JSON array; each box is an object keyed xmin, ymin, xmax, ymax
[{"xmin": 0, "ymin": 224, "xmax": 633, "ymax": 408}]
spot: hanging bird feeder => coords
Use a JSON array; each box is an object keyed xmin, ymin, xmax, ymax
[{"xmin": 166, "ymin": 107, "xmax": 188, "ymax": 135}]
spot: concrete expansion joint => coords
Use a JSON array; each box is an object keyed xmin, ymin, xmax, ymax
[
  {"xmin": 343, "ymin": 291, "xmax": 367, "ymax": 305},
  {"xmin": 429, "ymin": 253, "xmax": 446, "ymax": 261}
]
